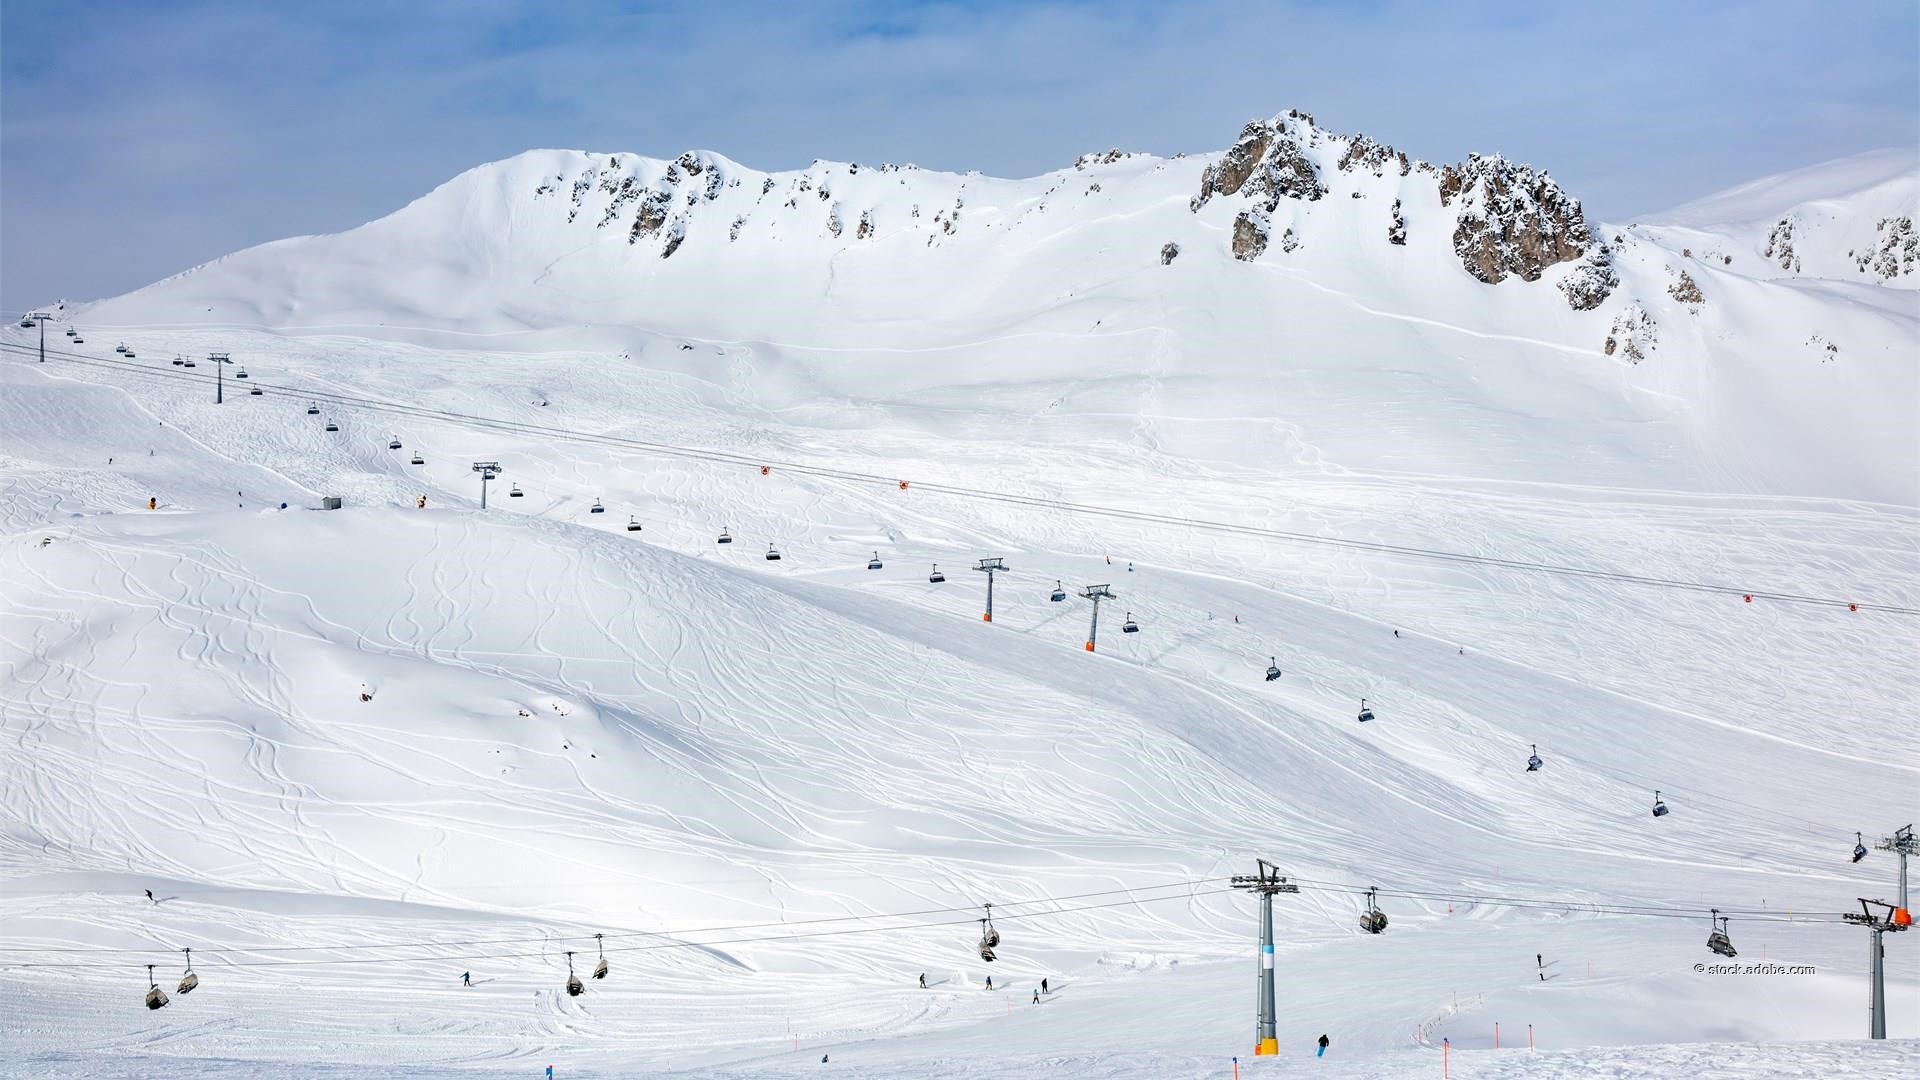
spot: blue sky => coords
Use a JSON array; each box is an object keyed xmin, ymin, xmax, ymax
[{"xmin": 2, "ymin": 0, "xmax": 1915, "ymax": 313}]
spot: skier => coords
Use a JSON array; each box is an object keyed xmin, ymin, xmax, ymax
[
  {"xmin": 144, "ymin": 889, "xmax": 155, "ymax": 904},
  {"xmin": 359, "ymin": 684, "xmax": 373, "ymax": 702},
  {"xmin": 462, "ymin": 971, "xmax": 471, "ymax": 987},
  {"xmin": 1032, "ymin": 989, "xmax": 1039, "ymax": 1005},
  {"xmin": 108, "ymin": 457, "xmax": 113, "ymax": 465},
  {"xmin": 918, "ymin": 973, "xmax": 927, "ymax": 989},
  {"xmin": 1041, "ymin": 977, "xmax": 1049, "ymax": 995},
  {"xmin": 1317, "ymin": 1034, "xmax": 1330, "ymax": 1058},
  {"xmin": 984, "ymin": 976, "xmax": 993, "ymax": 991},
  {"xmin": 1393, "ymin": 629, "xmax": 1400, "ymax": 639},
  {"xmin": 1126, "ymin": 562, "xmax": 1133, "ymax": 572}
]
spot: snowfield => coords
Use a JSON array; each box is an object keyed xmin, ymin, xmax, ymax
[{"xmin": 1, "ymin": 120, "xmax": 1916, "ymax": 1077}]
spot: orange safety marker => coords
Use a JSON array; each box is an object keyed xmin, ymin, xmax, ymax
[
  {"xmin": 1494, "ymin": 1021, "xmax": 1499, "ymax": 1049},
  {"xmin": 1232, "ymin": 1056, "xmax": 1241, "ymax": 1080},
  {"xmin": 899, "ymin": 480, "xmax": 909, "ymax": 490},
  {"xmin": 760, "ymin": 465, "xmax": 770, "ymax": 475},
  {"xmin": 1442, "ymin": 1038, "xmax": 1450, "ymax": 1078},
  {"xmin": 1743, "ymin": 594, "xmax": 1752, "ymax": 603},
  {"xmin": 1849, "ymin": 603, "xmax": 1858, "ymax": 612},
  {"xmin": 1085, "ymin": 641, "xmax": 1095, "ymax": 652},
  {"xmin": 1528, "ymin": 1023, "xmax": 1534, "ymax": 1052}
]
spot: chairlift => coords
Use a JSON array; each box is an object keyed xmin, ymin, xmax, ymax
[
  {"xmin": 249, "ymin": 387, "xmax": 262, "ymax": 396},
  {"xmin": 389, "ymin": 437, "xmax": 402, "ymax": 450},
  {"xmin": 589, "ymin": 499, "xmax": 605, "ymax": 514},
  {"xmin": 977, "ymin": 903, "xmax": 1000, "ymax": 962},
  {"xmin": 410, "ymin": 453, "xmax": 424, "ymax": 466},
  {"xmin": 593, "ymin": 932, "xmax": 609, "ymax": 979},
  {"xmin": 626, "ymin": 516, "xmax": 642, "ymax": 532},
  {"xmin": 183, "ymin": 359, "xmax": 196, "ymax": 368},
  {"xmin": 716, "ymin": 526, "xmax": 732, "ymax": 544},
  {"xmin": 868, "ymin": 551, "xmax": 883, "ymax": 570},
  {"xmin": 235, "ymin": 368, "xmax": 248, "ymax": 379},
  {"xmin": 1853, "ymin": 831, "xmax": 1869, "ymax": 863},
  {"xmin": 144, "ymin": 964, "xmax": 169, "ymax": 1010},
  {"xmin": 1121, "ymin": 611, "xmax": 1139, "ymax": 633},
  {"xmin": 765, "ymin": 543, "xmax": 782, "ymax": 561},
  {"xmin": 17, "ymin": 317, "xmax": 31, "ymax": 329},
  {"xmin": 324, "ymin": 420, "xmax": 339, "ymax": 432},
  {"xmin": 1357, "ymin": 698, "xmax": 1375, "ymax": 723},
  {"xmin": 71, "ymin": 335, "xmax": 83, "ymax": 343},
  {"xmin": 1705, "ymin": 909, "xmax": 1736, "ymax": 958},
  {"xmin": 171, "ymin": 358, "xmax": 184, "ymax": 366},
  {"xmin": 124, "ymin": 349, "xmax": 136, "ymax": 357},
  {"xmin": 1359, "ymin": 887, "xmax": 1389, "ymax": 934},
  {"xmin": 1651, "ymin": 790, "xmax": 1669, "ymax": 818},
  {"xmin": 115, "ymin": 342, "xmax": 128, "ymax": 354},
  {"xmin": 929, "ymin": 564, "xmax": 945, "ymax": 583},
  {"xmin": 565, "ymin": 951, "xmax": 584, "ymax": 997},
  {"xmin": 1265, "ymin": 656, "xmax": 1282, "ymax": 682},
  {"xmin": 177, "ymin": 948, "xmax": 198, "ymax": 994},
  {"xmin": 307, "ymin": 404, "xmax": 320, "ymax": 415},
  {"xmin": 508, "ymin": 483, "xmax": 523, "ymax": 497},
  {"xmin": 64, "ymin": 326, "xmax": 76, "ymax": 337},
  {"xmin": 1050, "ymin": 580, "xmax": 1066, "ymax": 602},
  {"xmin": 1526, "ymin": 744, "xmax": 1543, "ymax": 772}
]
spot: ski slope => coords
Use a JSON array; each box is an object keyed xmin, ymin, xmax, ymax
[{"xmin": 2, "ymin": 130, "xmax": 1917, "ymax": 1077}]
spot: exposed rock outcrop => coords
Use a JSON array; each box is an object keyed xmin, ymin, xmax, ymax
[
  {"xmin": 1160, "ymin": 242, "xmax": 1180, "ymax": 265},
  {"xmin": 1765, "ymin": 218, "xmax": 1800, "ymax": 271},
  {"xmin": 1667, "ymin": 269, "xmax": 1704, "ymax": 308},
  {"xmin": 1439, "ymin": 154, "xmax": 1592, "ymax": 283},
  {"xmin": 1556, "ymin": 245, "xmax": 1618, "ymax": 311},
  {"xmin": 1337, "ymin": 134, "xmax": 1411, "ymax": 178},
  {"xmin": 1193, "ymin": 112, "xmax": 1327, "ymax": 214},
  {"xmin": 1854, "ymin": 215, "xmax": 1916, "ymax": 280},
  {"xmin": 1604, "ymin": 304, "xmax": 1657, "ymax": 362},
  {"xmin": 1387, "ymin": 199, "xmax": 1407, "ymax": 246},
  {"xmin": 1232, "ymin": 210, "xmax": 1270, "ymax": 261}
]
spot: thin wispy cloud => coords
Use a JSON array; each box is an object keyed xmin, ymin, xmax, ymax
[{"xmin": 3, "ymin": 0, "xmax": 1914, "ymax": 312}]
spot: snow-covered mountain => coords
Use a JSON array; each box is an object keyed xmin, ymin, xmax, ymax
[
  {"xmin": 68, "ymin": 111, "xmax": 1920, "ymax": 505},
  {"xmin": 4, "ymin": 112, "xmax": 1916, "ymax": 1077}
]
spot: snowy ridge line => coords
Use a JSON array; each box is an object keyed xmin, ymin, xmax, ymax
[
  {"xmin": 0, "ymin": 878, "xmax": 1854, "ymax": 972},
  {"xmin": 0, "ymin": 876, "xmax": 1234, "ymax": 956},
  {"xmin": 11, "ymin": 341, "xmax": 1915, "ymax": 616}
]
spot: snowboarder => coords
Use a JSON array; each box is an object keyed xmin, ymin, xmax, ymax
[
  {"xmin": 1393, "ymin": 629, "xmax": 1400, "ymax": 639},
  {"xmin": 462, "ymin": 971, "xmax": 470, "ymax": 987},
  {"xmin": 1041, "ymin": 977, "xmax": 1049, "ymax": 995},
  {"xmin": 144, "ymin": 889, "xmax": 155, "ymax": 904},
  {"xmin": 1317, "ymin": 1034, "xmax": 1330, "ymax": 1058},
  {"xmin": 1126, "ymin": 562, "xmax": 1133, "ymax": 572},
  {"xmin": 820, "ymin": 1055, "xmax": 828, "ymax": 1064},
  {"xmin": 108, "ymin": 457, "xmax": 113, "ymax": 465},
  {"xmin": 918, "ymin": 973, "xmax": 927, "ymax": 989},
  {"xmin": 359, "ymin": 684, "xmax": 373, "ymax": 702}
]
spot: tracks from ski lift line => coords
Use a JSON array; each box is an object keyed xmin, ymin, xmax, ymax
[
  {"xmin": 0, "ymin": 874, "xmax": 1857, "ymax": 974},
  {"xmin": 6, "ymin": 339, "xmax": 1914, "ymax": 617}
]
